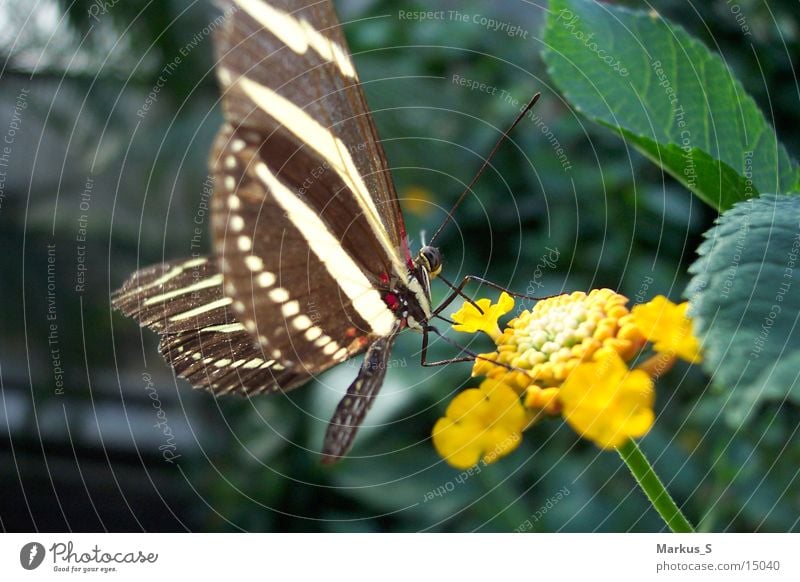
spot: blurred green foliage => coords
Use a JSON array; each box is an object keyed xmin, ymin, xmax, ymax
[{"xmin": 1, "ymin": 0, "xmax": 798, "ymax": 532}]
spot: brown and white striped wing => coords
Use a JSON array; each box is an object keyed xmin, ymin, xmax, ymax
[
  {"xmin": 210, "ymin": 0, "xmax": 411, "ymax": 374},
  {"xmin": 112, "ymin": 257, "xmax": 310, "ymax": 396},
  {"xmin": 212, "ymin": 0, "xmax": 408, "ymax": 254},
  {"xmin": 210, "ymin": 126, "xmax": 395, "ymax": 377}
]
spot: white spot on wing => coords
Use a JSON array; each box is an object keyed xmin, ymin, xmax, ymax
[
  {"xmin": 237, "ymin": 235, "xmax": 252, "ymax": 252},
  {"xmin": 230, "ymin": 215, "xmax": 244, "ymax": 232},
  {"xmin": 217, "ymin": 66, "xmax": 233, "ymax": 86},
  {"xmin": 257, "ymin": 271, "xmax": 276, "ymax": 288},
  {"xmin": 282, "ymin": 300, "xmax": 299, "ymax": 317},
  {"xmin": 269, "ymin": 287, "xmax": 289, "ymax": 303},
  {"xmin": 292, "ymin": 315, "xmax": 312, "ymax": 331},
  {"xmin": 304, "ymin": 327, "xmax": 322, "ymax": 341},
  {"xmin": 244, "ymin": 255, "xmax": 263, "ymax": 271}
]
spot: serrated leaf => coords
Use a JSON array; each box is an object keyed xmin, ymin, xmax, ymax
[
  {"xmin": 726, "ymin": 352, "xmax": 800, "ymax": 425},
  {"xmin": 686, "ymin": 194, "xmax": 800, "ymax": 424},
  {"xmin": 543, "ymin": 0, "xmax": 799, "ymax": 211}
]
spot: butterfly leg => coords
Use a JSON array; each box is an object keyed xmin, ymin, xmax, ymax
[
  {"xmin": 432, "ymin": 274, "xmax": 548, "ymax": 317},
  {"xmin": 419, "ymin": 325, "xmax": 491, "ymax": 367}
]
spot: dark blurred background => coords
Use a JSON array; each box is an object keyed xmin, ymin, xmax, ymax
[{"xmin": 1, "ymin": 0, "xmax": 798, "ymax": 532}]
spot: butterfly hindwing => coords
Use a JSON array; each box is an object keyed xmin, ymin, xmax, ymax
[
  {"xmin": 113, "ymin": 257, "xmax": 313, "ymax": 396},
  {"xmin": 112, "ymin": 257, "xmax": 230, "ymax": 334}
]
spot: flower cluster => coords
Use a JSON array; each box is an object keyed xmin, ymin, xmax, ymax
[{"xmin": 432, "ymin": 289, "xmax": 702, "ymax": 469}]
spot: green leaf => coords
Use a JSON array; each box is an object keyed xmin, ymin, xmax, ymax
[
  {"xmin": 686, "ymin": 194, "xmax": 800, "ymax": 424},
  {"xmin": 543, "ymin": 0, "xmax": 799, "ymax": 211}
]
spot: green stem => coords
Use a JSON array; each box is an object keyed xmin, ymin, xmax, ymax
[{"xmin": 617, "ymin": 439, "xmax": 695, "ymax": 533}]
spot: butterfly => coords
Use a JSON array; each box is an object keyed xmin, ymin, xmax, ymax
[{"xmin": 113, "ymin": 0, "xmax": 538, "ymax": 464}]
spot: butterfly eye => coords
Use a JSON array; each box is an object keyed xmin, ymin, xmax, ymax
[{"xmin": 419, "ymin": 246, "xmax": 442, "ymax": 278}]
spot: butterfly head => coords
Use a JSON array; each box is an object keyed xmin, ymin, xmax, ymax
[
  {"xmin": 385, "ymin": 245, "xmax": 440, "ymax": 332},
  {"xmin": 416, "ymin": 245, "xmax": 442, "ymax": 279}
]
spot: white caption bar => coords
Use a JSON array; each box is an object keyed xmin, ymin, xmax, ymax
[{"xmin": 1, "ymin": 533, "xmax": 797, "ymax": 580}]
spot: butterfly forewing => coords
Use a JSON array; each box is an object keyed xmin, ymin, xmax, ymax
[
  {"xmin": 210, "ymin": 0, "xmax": 414, "ymax": 373},
  {"xmin": 212, "ymin": 0, "xmax": 409, "ymax": 257}
]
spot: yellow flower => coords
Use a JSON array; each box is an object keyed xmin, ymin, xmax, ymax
[
  {"xmin": 451, "ymin": 292, "xmax": 515, "ymax": 340},
  {"xmin": 437, "ymin": 289, "xmax": 702, "ymax": 463},
  {"xmin": 559, "ymin": 351, "xmax": 655, "ymax": 449},
  {"xmin": 631, "ymin": 296, "xmax": 702, "ymax": 363},
  {"xmin": 432, "ymin": 378, "xmax": 526, "ymax": 469},
  {"xmin": 474, "ymin": 289, "xmax": 646, "ymax": 390}
]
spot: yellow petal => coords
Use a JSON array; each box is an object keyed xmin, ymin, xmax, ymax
[
  {"xmin": 431, "ymin": 379, "xmax": 525, "ymax": 469},
  {"xmin": 432, "ymin": 417, "xmax": 484, "ymax": 470},
  {"xmin": 451, "ymin": 292, "xmax": 515, "ymax": 340},
  {"xmin": 631, "ymin": 296, "xmax": 702, "ymax": 363},
  {"xmin": 559, "ymin": 352, "xmax": 655, "ymax": 449},
  {"xmin": 444, "ymin": 388, "xmax": 484, "ymax": 420}
]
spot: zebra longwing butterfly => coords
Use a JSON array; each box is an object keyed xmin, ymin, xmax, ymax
[{"xmin": 113, "ymin": 0, "xmax": 536, "ymax": 464}]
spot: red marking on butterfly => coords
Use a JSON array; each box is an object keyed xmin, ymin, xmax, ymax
[
  {"xmin": 400, "ymin": 232, "xmax": 412, "ymax": 264},
  {"xmin": 383, "ymin": 292, "xmax": 400, "ymax": 311}
]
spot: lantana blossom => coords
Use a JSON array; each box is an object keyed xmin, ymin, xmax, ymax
[{"xmin": 434, "ymin": 290, "xmax": 702, "ymax": 468}]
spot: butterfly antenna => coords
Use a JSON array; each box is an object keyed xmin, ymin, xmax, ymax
[{"xmin": 428, "ymin": 92, "xmax": 541, "ymax": 247}]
